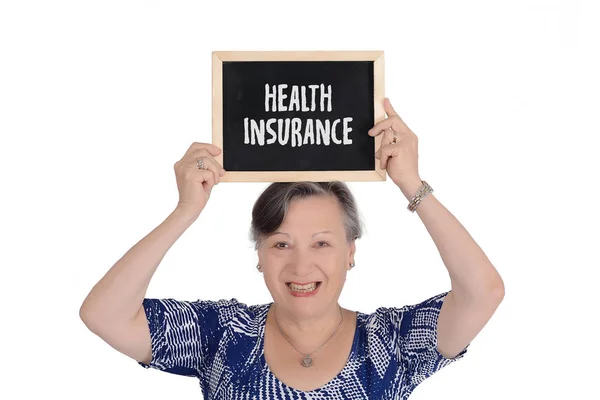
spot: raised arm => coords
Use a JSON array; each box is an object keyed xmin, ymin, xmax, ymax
[
  {"xmin": 398, "ymin": 178, "xmax": 505, "ymax": 359},
  {"xmin": 79, "ymin": 207, "xmax": 201, "ymax": 364},
  {"xmin": 369, "ymin": 98, "xmax": 504, "ymax": 360},
  {"xmin": 79, "ymin": 142, "xmax": 225, "ymax": 364}
]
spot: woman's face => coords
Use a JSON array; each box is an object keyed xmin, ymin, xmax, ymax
[{"xmin": 257, "ymin": 195, "xmax": 356, "ymax": 319}]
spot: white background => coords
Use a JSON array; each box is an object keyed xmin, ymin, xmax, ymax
[{"xmin": 1, "ymin": 0, "xmax": 598, "ymax": 399}]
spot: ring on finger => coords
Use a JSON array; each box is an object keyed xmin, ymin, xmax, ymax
[
  {"xmin": 390, "ymin": 128, "xmax": 397, "ymax": 144},
  {"xmin": 196, "ymin": 157, "xmax": 205, "ymax": 170}
]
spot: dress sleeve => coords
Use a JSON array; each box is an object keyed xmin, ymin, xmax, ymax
[
  {"xmin": 375, "ymin": 291, "xmax": 469, "ymax": 390},
  {"xmin": 137, "ymin": 297, "xmax": 239, "ymax": 378}
]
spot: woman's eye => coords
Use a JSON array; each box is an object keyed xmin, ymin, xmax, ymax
[{"xmin": 273, "ymin": 242, "xmax": 329, "ymax": 248}]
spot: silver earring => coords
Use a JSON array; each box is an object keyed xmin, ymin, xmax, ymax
[
  {"xmin": 350, "ymin": 262, "xmax": 355, "ymax": 269},
  {"xmin": 256, "ymin": 264, "xmax": 261, "ymax": 272}
]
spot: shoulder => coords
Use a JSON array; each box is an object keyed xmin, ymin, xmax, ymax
[
  {"xmin": 142, "ymin": 297, "xmax": 269, "ymax": 332},
  {"xmin": 186, "ymin": 298, "xmax": 271, "ymax": 335},
  {"xmin": 355, "ymin": 291, "xmax": 451, "ymax": 351},
  {"xmin": 366, "ymin": 291, "xmax": 450, "ymax": 328}
]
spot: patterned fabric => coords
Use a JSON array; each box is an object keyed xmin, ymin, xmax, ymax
[{"xmin": 138, "ymin": 291, "xmax": 468, "ymax": 399}]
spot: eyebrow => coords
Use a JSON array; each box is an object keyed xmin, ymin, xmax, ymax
[{"xmin": 272, "ymin": 230, "xmax": 333, "ymax": 238}]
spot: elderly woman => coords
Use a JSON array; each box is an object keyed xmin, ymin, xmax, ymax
[{"xmin": 80, "ymin": 99, "xmax": 504, "ymax": 399}]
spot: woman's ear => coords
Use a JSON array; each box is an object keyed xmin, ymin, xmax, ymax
[
  {"xmin": 348, "ymin": 239, "xmax": 356, "ymax": 264},
  {"xmin": 256, "ymin": 250, "xmax": 262, "ymax": 267}
]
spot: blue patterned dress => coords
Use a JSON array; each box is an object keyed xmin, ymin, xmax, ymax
[{"xmin": 138, "ymin": 291, "xmax": 468, "ymax": 399}]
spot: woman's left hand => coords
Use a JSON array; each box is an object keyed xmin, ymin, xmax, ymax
[{"xmin": 369, "ymin": 98, "xmax": 421, "ymax": 190}]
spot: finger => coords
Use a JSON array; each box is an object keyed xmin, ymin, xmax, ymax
[
  {"xmin": 376, "ymin": 145, "xmax": 394, "ymax": 169},
  {"xmin": 197, "ymin": 169, "xmax": 214, "ymax": 182},
  {"xmin": 205, "ymin": 153, "xmax": 226, "ymax": 176},
  {"xmin": 194, "ymin": 154, "xmax": 222, "ymax": 184},
  {"xmin": 192, "ymin": 169, "xmax": 215, "ymax": 187},
  {"xmin": 188, "ymin": 142, "xmax": 222, "ymax": 157},
  {"xmin": 192, "ymin": 148, "xmax": 226, "ymax": 172},
  {"xmin": 384, "ymin": 127, "xmax": 396, "ymax": 145},
  {"xmin": 384, "ymin": 98, "xmax": 399, "ymax": 118},
  {"xmin": 368, "ymin": 118, "xmax": 394, "ymax": 137},
  {"xmin": 199, "ymin": 170, "xmax": 217, "ymax": 192},
  {"xmin": 205, "ymin": 158, "xmax": 223, "ymax": 184},
  {"xmin": 381, "ymin": 150, "xmax": 391, "ymax": 170},
  {"xmin": 200, "ymin": 171, "xmax": 217, "ymax": 198}
]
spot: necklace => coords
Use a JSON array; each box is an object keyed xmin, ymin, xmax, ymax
[{"xmin": 272, "ymin": 303, "xmax": 344, "ymax": 368}]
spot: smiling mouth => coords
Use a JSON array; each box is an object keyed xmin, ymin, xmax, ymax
[{"xmin": 286, "ymin": 282, "xmax": 322, "ymax": 291}]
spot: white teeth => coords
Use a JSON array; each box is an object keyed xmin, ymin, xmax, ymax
[{"xmin": 288, "ymin": 282, "xmax": 318, "ymax": 291}]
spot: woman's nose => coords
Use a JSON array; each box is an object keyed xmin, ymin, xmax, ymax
[{"xmin": 290, "ymin": 251, "xmax": 316, "ymax": 274}]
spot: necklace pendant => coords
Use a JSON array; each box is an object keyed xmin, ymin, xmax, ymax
[{"xmin": 301, "ymin": 355, "xmax": 313, "ymax": 368}]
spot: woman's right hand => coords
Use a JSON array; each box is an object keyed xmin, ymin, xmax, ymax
[{"xmin": 173, "ymin": 142, "xmax": 226, "ymax": 217}]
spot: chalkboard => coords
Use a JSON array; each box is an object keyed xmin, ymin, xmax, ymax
[{"xmin": 212, "ymin": 51, "xmax": 385, "ymax": 182}]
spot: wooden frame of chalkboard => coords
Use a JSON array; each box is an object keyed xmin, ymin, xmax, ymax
[{"xmin": 212, "ymin": 51, "xmax": 385, "ymax": 182}]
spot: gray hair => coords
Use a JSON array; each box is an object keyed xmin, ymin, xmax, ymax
[{"xmin": 249, "ymin": 181, "xmax": 364, "ymax": 251}]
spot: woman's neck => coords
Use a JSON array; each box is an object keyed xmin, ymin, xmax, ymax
[{"xmin": 268, "ymin": 302, "xmax": 346, "ymax": 351}]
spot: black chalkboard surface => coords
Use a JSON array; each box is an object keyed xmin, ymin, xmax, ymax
[{"xmin": 212, "ymin": 51, "xmax": 385, "ymax": 182}]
